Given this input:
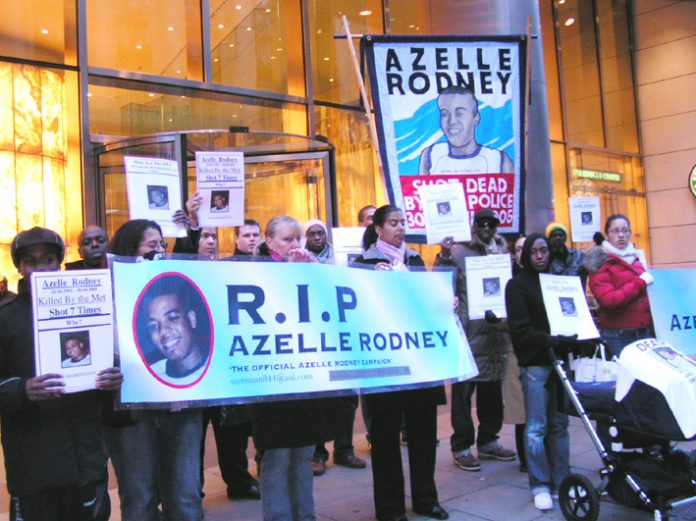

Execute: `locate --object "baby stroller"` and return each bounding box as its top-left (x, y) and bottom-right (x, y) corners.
top-left (551, 339), bottom-right (696, 521)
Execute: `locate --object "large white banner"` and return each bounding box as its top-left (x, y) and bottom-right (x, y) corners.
top-left (112, 259), bottom-right (476, 408)
top-left (364, 35), bottom-right (526, 236)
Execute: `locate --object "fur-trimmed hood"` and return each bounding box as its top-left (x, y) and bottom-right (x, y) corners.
top-left (583, 245), bottom-right (609, 274)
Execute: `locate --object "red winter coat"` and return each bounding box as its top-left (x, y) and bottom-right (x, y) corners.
top-left (584, 247), bottom-right (652, 330)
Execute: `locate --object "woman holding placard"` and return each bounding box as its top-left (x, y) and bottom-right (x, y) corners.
top-left (505, 233), bottom-right (578, 512)
top-left (584, 214), bottom-right (653, 358)
top-left (354, 205), bottom-right (449, 521)
top-left (252, 215), bottom-right (339, 521)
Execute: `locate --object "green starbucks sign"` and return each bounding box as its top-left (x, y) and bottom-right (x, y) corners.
top-left (691, 164), bottom-right (696, 198)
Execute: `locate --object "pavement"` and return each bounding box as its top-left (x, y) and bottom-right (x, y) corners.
top-left (2, 399), bottom-right (693, 520)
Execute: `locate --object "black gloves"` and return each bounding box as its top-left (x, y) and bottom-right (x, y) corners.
top-left (548, 334), bottom-right (578, 349)
top-left (484, 310), bottom-right (502, 324)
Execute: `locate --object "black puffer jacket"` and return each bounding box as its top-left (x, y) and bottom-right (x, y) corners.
top-left (0, 280), bottom-right (107, 496)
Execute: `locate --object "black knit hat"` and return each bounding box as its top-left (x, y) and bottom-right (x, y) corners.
top-left (473, 209), bottom-right (500, 224)
top-left (11, 227), bottom-right (66, 267)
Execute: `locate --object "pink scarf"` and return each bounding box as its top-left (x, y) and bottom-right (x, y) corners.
top-left (375, 238), bottom-right (406, 266)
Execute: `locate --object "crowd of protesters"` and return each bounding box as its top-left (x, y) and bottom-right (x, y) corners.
top-left (0, 196), bottom-right (653, 520)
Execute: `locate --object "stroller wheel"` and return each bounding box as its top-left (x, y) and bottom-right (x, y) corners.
top-left (559, 474), bottom-right (600, 521)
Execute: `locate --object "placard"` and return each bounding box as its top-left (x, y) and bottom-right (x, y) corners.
top-left (112, 259), bottom-right (477, 407)
top-left (331, 227), bottom-right (365, 266)
top-left (195, 151), bottom-right (245, 228)
top-left (124, 156), bottom-right (186, 237)
top-left (539, 273), bottom-right (599, 340)
top-left (569, 196), bottom-right (600, 242)
top-left (420, 182), bottom-right (471, 245)
top-left (31, 270), bottom-right (114, 393)
top-left (465, 254), bottom-right (512, 319)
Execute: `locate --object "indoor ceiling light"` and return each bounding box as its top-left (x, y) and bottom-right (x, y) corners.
top-left (40, 28), bottom-right (49, 35)
top-left (167, 26), bottom-right (175, 31)
top-left (359, 10), bottom-right (372, 16)
top-left (564, 17), bottom-right (575, 26)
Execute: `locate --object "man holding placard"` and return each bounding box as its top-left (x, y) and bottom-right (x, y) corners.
top-left (0, 227), bottom-right (122, 521)
top-left (436, 209), bottom-right (515, 472)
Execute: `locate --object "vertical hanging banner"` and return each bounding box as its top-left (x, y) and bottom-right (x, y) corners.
top-left (363, 36), bottom-right (526, 237)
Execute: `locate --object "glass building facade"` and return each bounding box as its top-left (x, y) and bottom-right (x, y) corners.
top-left (0, 0), bottom-right (649, 284)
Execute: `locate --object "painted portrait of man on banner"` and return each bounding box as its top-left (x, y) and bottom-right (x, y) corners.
top-left (364, 36), bottom-right (526, 235)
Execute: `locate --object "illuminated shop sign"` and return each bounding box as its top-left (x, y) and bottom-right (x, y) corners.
top-left (573, 168), bottom-right (622, 183)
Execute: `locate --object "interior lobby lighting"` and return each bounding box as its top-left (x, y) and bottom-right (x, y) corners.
top-left (236, 4), bottom-right (242, 9)
top-left (276, 48), bottom-right (283, 52)
top-left (167, 26), bottom-right (175, 31)
top-left (40, 28), bottom-right (49, 35)
top-left (246, 27), bottom-right (252, 31)
top-left (148, 92), bottom-right (155, 97)
top-left (135, 44), bottom-right (143, 49)
top-left (564, 17), bottom-right (575, 26)
top-left (218, 24), bottom-right (225, 29)
top-left (359, 10), bottom-right (372, 16)
top-left (229, 43), bottom-right (235, 47)
top-left (323, 57), bottom-right (330, 61)
top-left (214, 58), bottom-right (219, 62)
top-left (265, 8), bottom-right (271, 13)
top-left (559, 0), bottom-right (567, 4)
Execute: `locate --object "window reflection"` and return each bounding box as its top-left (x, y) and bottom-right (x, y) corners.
top-left (210, 0), bottom-right (304, 96)
top-left (309, 0), bottom-right (383, 105)
top-left (0, 1), bottom-right (74, 65)
top-left (88, 85), bottom-right (305, 137)
top-left (87, 0), bottom-right (202, 80)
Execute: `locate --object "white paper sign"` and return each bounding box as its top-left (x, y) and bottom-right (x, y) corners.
top-left (124, 156), bottom-right (186, 237)
top-left (195, 151), bottom-right (245, 228)
top-left (539, 273), bottom-right (599, 340)
top-left (569, 196), bottom-right (601, 242)
top-left (332, 227), bottom-right (365, 266)
top-left (31, 270), bottom-right (115, 393)
top-left (419, 183), bottom-right (471, 245)
top-left (465, 254), bottom-right (512, 319)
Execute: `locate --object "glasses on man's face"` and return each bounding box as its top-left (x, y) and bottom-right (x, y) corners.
top-left (608, 228), bottom-right (630, 236)
top-left (140, 240), bottom-right (168, 251)
top-left (475, 220), bottom-right (496, 229)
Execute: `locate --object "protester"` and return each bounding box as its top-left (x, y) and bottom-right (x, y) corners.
top-left (106, 219), bottom-right (204, 521)
top-left (506, 233), bottom-right (527, 472)
top-left (435, 209), bottom-right (515, 473)
top-left (0, 274), bottom-right (15, 305)
top-left (252, 215), bottom-right (338, 521)
top-left (505, 233), bottom-right (577, 511)
top-left (303, 219), bottom-right (335, 263)
top-left (301, 218), bottom-right (365, 476)
top-left (357, 205), bottom-right (377, 227)
top-left (234, 219), bottom-right (262, 255)
top-left (584, 214), bottom-right (653, 358)
top-left (354, 205), bottom-right (448, 521)
top-left (0, 227), bottom-right (122, 521)
top-left (65, 225), bottom-right (109, 270)
top-left (545, 221), bottom-right (587, 287)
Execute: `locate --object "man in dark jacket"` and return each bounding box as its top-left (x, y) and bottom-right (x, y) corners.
top-left (0, 227), bottom-right (122, 521)
top-left (546, 221), bottom-right (587, 288)
top-left (436, 209), bottom-right (516, 472)
top-left (64, 226), bottom-right (109, 270)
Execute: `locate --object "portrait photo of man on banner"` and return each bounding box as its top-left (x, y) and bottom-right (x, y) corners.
top-left (363, 36), bottom-right (526, 236)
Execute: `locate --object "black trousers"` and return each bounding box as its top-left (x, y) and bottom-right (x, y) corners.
top-left (450, 380), bottom-right (503, 453)
top-left (366, 391), bottom-right (439, 520)
top-left (10, 483), bottom-right (103, 521)
top-left (201, 407), bottom-right (257, 494)
top-left (314, 395), bottom-right (359, 461)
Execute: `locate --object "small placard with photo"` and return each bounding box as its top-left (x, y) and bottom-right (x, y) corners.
top-left (31, 270), bottom-right (115, 393)
top-left (569, 196), bottom-right (601, 243)
top-left (419, 182), bottom-right (471, 245)
top-left (539, 273), bottom-right (599, 340)
top-left (195, 151), bottom-right (245, 228)
top-left (465, 254), bottom-right (512, 319)
top-left (125, 156), bottom-right (186, 238)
